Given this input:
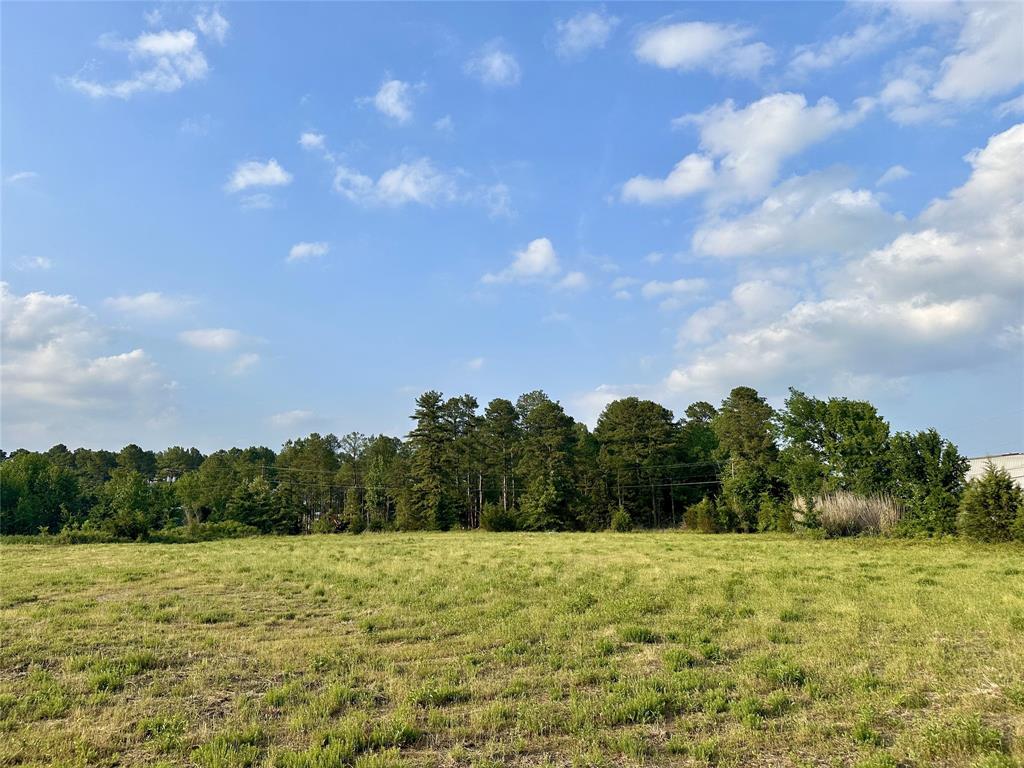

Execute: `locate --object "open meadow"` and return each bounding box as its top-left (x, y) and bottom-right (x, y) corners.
top-left (1, 533), bottom-right (1022, 768)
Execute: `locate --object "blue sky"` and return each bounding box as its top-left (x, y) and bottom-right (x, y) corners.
top-left (2, 1), bottom-right (1022, 456)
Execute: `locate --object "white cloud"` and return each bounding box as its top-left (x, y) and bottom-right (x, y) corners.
top-left (692, 170), bottom-right (906, 258)
top-left (104, 292), bottom-right (193, 319)
top-left (466, 357), bottom-right (485, 371)
top-left (556, 271), bottom-right (589, 291)
top-left (14, 256), bottom-right (52, 271)
top-left (434, 115), bottom-right (454, 133)
top-left (178, 328), bottom-right (242, 351)
top-left (270, 409), bottom-right (314, 428)
top-left (665, 123), bottom-right (1024, 399)
top-left (298, 132), bottom-right (325, 150)
top-left (680, 92), bottom-right (872, 201)
top-left (288, 241), bottom-right (329, 263)
top-left (5, 171), bottom-right (38, 183)
top-left (996, 94), bottom-right (1024, 118)
top-left (627, 93), bottom-right (870, 206)
top-left (1, 283), bottom-right (171, 444)
top-left (621, 153), bottom-right (715, 203)
top-left (877, 164), bottom-right (912, 186)
top-left (644, 252), bottom-right (664, 265)
top-left (789, 22), bottom-right (902, 76)
top-left (143, 9), bottom-right (162, 27)
top-left (334, 158), bottom-right (457, 207)
top-left (465, 41), bottom-right (521, 87)
top-left (195, 8), bottom-right (229, 44)
top-left (930, 3), bottom-right (1024, 102)
top-left (230, 352), bottom-right (260, 375)
top-left (555, 9), bottom-right (619, 59)
top-left (225, 159), bottom-right (292, 193)
top-left (370, 79), bottom-right (416, 122)
top-left (483, 238), bottom-right (561, 284)
top-left (67, 26), bottom-right (213, 99)
top-left (634, 21), bottom-right (774, 79)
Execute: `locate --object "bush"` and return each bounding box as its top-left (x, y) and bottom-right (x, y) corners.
top-left (757, 494), bottom-right (794, 532)
top-left (684, 497), bottom-right (718, 533)
top-left (815, 491), bottom-right (902, 537)
top-left (957, 464), bottom-right (1023, 542)
top-left (480, 502), bottom-right (519, 532)
top-left (610, 506), bottom-right (633, 532)
top-left (147, 521), bottom-right (260, 543)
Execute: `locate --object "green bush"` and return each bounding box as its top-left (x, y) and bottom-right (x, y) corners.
top-left (480, 502), bottom-right (519, 532)
top-left (610, 506), bottom-right (633, 532)
top-left (684, 497), bottom-right (719, 533)
top-left (147, 521), bottom-right (260, 543)
top-left (957, 464), bottom-right (1023, 542)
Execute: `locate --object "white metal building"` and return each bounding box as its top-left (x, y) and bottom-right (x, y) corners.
top-left (966, 453), bottom-right (1024, 487)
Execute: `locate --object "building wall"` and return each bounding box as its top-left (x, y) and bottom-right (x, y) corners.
top-left (966, 453), bottom-right (1024, 487)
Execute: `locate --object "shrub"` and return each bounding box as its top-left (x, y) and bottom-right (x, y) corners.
top-left (610, 506), bottom-right (632, 532)
top-left (957, 464), bottom-right (1023, 542)
top-left (480, 502), bottom-right (519, 532)
top-left (815, 491), bottom-right (902, 537)
top-left (148, 521), bottom-right (260, 543)
top-left (684, 497), bottom-right (718, 533)
top-left (757, 494), bottom-right (794, 532)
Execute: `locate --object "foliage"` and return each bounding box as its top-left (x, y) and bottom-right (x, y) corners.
top-left (609, 506), bottom-right (632, 532)
top-left (889, 429), bottom-right (968, 535)
top-left (479, 502), bottom-right (518, 532)
top-left (957, 464), bottom-right (1024, 542)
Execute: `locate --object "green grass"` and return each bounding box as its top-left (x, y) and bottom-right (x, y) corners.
top-left (1, 532), bottom-right (1022, 767)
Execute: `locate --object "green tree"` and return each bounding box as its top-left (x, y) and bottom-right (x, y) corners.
top-left (957, 464), bottom-right (1023, 542)
top-left (225, 476), bottom-right (291, 533)
top-left (594, 397), bottom-right (679, 528)
top-left (94, 469), bottom-right (175, 538)
top-left (481, 398), bottom-right (520, 513)
top-left (156, 446), bottom-right (205, 481)
top-left (889, 429), bottom-right (968, 535)
top-left (713, 387), bottom-right (781, 529)
top-left (407, 392), bottom-right (458, 530)
top-left (116, 444), bottom-right (157, 479)
top-left (517, 398), bottom-right (577, 530)
top-left (0, 452), bottom-right (83, 534)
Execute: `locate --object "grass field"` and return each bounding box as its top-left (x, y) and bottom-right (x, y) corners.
top-left (1, 533), bottom-right (1022, 768)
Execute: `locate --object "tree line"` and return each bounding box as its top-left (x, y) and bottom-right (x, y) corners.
top-left (2, 386), bottom-right (1021, 542)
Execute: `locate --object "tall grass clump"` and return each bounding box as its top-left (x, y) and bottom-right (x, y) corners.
top-left (815, 491), bottom-right (902, 536)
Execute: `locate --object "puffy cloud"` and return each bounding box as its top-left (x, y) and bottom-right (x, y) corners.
top-left (627, 93), bottom-right (871, 206)
top-left (483, 238), bottom-right (561, 284)
top-left (465, 41), bottom-right (521, 87)
top-left (931, 3), bottom-right (1024, 102)
top-left (287, 241), bottom-right (329, 263)
top-left (298, 132), bottom-right (325, 150)
top-left (680, 93), bottom-right (872, 201)
top-left (634, 21), bottom-right (774, 79)
top-left (67, 23), bottom-right (215, 99)
top-left (104, 291), bottom-right (193, 319)
top-left (641, 277), bottom-right (707, 310)
top-left (621, 153), bottom-right (715, 203)
top-left (370, 79), bottom-right (416, 123)
top-left (555, 9), bottom-right (619, 59)
top-left (665, 123), bottom-right (1024, 399)
top-left (178, 328), bottom-right (242, 351)
top-left (224, 159), bottom-right (292, 193)
top-left (692, 170), bottom-right (906, 258)
top-left (334, 158), bottom-right (458, 207)
top-left (1, 283), bottom-right (171, 445)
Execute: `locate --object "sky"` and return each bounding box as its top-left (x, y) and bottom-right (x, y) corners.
top-left (1, 1), bottom-right (1022, 457)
